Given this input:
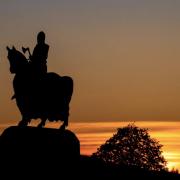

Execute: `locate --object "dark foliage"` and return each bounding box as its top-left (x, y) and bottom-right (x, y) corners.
top-left (93, 124), bottom-right (167, 171)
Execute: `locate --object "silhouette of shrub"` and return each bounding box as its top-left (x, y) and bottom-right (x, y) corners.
top-left (171, 167), bottom-right (179, 174)
top-left (92, 124), bottom-right (167, 171)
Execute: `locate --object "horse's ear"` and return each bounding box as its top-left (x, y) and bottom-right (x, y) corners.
top-left (12, 46), bottom-right (16, 51)
top-left (6, 46), bottom-right (11, 51)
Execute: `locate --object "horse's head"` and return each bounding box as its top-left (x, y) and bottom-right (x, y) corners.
top-left (6, 46), bottom-right (28, 74)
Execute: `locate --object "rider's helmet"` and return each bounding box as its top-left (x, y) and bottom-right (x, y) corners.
top-left (37, 31), bottom-right (45, 44)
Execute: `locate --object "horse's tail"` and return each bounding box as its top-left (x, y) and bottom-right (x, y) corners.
top-left (62, 76), bottom-right (74, 102)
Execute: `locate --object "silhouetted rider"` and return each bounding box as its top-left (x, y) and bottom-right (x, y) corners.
top-left (30, 31), bottom-right (49, 77)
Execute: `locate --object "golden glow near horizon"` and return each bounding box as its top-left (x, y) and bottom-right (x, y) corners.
top-left (70, 121), bottom-right (180, 171)
top-left (0, 121), bottom-right (180, 171)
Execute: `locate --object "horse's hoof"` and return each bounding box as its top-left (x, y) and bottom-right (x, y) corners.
top-left (37, 124), bottom-right (43, 128)
top-left (59, 124), bottom-right (66, 131)
top-left (18, 121), bottom-right (27, 127)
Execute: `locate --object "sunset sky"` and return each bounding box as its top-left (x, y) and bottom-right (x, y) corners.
top-left (0, 0), bottom-right (180, 171)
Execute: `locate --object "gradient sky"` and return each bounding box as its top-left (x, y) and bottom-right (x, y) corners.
top-left (1, 0), bottom-right (180, 172)
top-left (1, 0), bottom-right (180, 123)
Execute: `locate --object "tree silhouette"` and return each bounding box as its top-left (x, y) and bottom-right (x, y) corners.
top-left (92, 124), bottom-right (167, 171)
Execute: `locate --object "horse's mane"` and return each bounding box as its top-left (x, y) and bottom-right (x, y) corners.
top-left (7, 47), bottom-right (29, 74)
top-left (10, 49), bottom-right (29, 70)
top-left (15, 50), bottom-right (27, 63)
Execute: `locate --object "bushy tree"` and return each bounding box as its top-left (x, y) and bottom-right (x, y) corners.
top-left (92, 124), bottom-right (167, 171)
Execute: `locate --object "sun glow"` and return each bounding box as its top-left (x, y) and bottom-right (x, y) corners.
top-left (68, 121), bottom-right (180, 171)
top-left (0, 121), bottom-right (180, 171)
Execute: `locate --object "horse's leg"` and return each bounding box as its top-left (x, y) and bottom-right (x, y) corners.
top-left (64, 116), bottom-right (68, 127)
top-left (18, 116), bottom-right (30, 127)
top-left (37, 118), bottom-right (46, 128)
top-left (59, 114), bottom-right (68, 130)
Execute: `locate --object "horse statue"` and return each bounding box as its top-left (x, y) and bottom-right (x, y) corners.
top-left (6, 46), bottom-right (73, 129)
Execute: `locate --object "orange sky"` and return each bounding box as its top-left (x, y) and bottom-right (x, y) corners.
top-left (1, 1), bottom-right (180, 122)
top-left (0, 0), bottom-right (180, 172)
top-left (68, 121), bottom-right (180, 171)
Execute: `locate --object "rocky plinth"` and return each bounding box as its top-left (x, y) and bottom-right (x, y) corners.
top-left (0, 126), bottom-right (80, 157)
top-left (0, 126), bottom-right (80, 177)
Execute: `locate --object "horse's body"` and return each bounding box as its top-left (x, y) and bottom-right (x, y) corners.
top-left (7, 46), bottom-right (73, 129)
